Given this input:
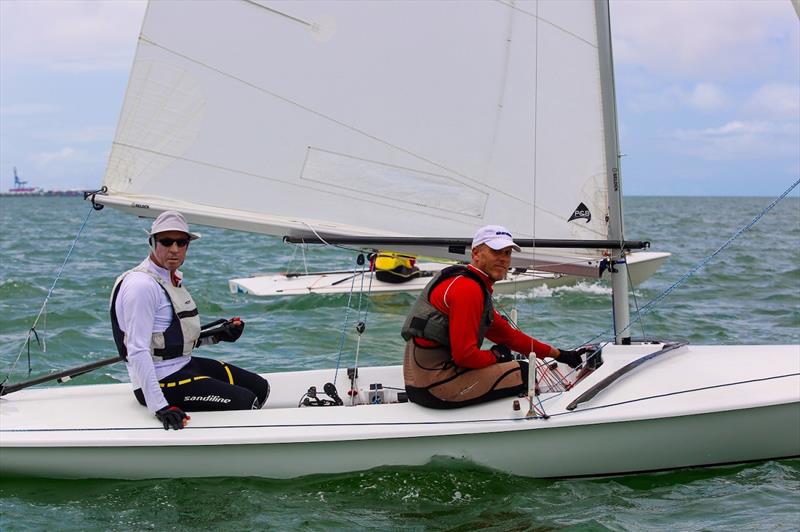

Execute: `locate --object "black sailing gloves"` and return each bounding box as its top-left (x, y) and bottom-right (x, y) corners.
top-left (556, 346), bottom-right (594, 368)
top-left (196, 317), bottom-right (245, 347)
top-left (214, 317), bottom-right (244, 343)
top-left (155, 405), bottom-right (190, 430)
top-left (491, 344), bottom-right (594, 368)
top-left (491, 344), bottom-right (515, 363)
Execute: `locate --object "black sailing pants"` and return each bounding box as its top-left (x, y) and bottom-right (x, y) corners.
top-left (134, 356), bottom-right (270, 411)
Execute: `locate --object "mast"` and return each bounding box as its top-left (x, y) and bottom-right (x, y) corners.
top-left (595, 0), bottom-right (630, 344)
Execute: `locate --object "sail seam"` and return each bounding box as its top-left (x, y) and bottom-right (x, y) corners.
top-left (135, 35), bottom-right (525, 203)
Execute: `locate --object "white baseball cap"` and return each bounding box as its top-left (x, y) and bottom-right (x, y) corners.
top-left (148, 210), bottom-right (201, 240)
top-left (472, 225), bottom-right (520, 252)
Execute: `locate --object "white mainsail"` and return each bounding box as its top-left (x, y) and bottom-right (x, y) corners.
top-left (99, 0), bottom-right (626, 275)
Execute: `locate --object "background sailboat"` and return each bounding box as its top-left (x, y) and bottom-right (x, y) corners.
top-left (227, 251), bottom-right (670, 297)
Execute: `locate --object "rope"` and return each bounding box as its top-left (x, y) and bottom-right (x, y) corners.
top-left (626, 257), bottom-right (647, 339)
top-left (349, 261), bottom-right (374, 383)
top-left (1, 205), bottom-right (95, 384)
top-left (283, 242), bottom-right (301, 275)
top-left (332, 254), bottom-right (372, 382)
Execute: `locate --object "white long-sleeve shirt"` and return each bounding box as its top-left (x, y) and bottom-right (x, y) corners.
top-left (114, 257), bottom-right (192, 412)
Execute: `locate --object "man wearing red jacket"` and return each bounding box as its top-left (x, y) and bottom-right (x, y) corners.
top-left (401, 225), bottom-right (587, 408)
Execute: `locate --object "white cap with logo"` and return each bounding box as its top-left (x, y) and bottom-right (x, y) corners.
top-left (471, 225), bottom-right (520, 252)
top-left (148, 211), bottom-right (201, 241)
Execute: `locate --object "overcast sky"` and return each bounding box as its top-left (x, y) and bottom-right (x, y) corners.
top-left (0, 0), bottom-right (798, 196)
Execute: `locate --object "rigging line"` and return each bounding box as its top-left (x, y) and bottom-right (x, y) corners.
top-left (1, 205), bottom-right (95, 384)
top-left (332, 254), bottom-right (363, 382)
top-left (299, 221), bottom-right (332, 247)
top-left (526, 0), bottom-right (540, 402)
top-left (301, 243), bottom-right (309, 275)
top-left (357, 256), bottom-right (375, 326)
top-left (136, 38), bottom-right (521, 203)
top-left (350, 257), bottom-right (372, 378)
top-left (284, 241), bottom-right (301, 275)
top-left (528, 342), bottom-right (610, 401)
top-left (581, 177), bottom-right (800, 348)
top-left (296, 221), bottom-right (383, 259)
top-left (624, 255), bottom-right (647, 339)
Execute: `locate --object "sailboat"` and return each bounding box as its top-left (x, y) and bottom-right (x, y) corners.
top-left (228, 251), bottom-right (671, 297)
top-left (1, 0), bottom-right (797, 480)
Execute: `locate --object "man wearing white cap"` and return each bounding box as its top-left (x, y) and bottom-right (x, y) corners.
top-left (110, 211), bottom-right (269, 429)
top-left (401, 224), bottom-right (589, 408)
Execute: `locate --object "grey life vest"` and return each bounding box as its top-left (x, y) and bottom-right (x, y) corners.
top-left (401, 265), bottom-right (493, 347)
top-left (110, 265), bottom-right (201, 362)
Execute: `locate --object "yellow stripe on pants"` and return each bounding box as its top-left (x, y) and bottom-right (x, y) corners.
top-left (159, 375), bottom-right (209, 388)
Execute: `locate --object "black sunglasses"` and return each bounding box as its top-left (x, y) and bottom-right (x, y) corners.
top-left (156, 237), bottom-right (190, 248)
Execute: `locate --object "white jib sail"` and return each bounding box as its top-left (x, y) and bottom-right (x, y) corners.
top-left (100, 0), bottom-right (617, 275)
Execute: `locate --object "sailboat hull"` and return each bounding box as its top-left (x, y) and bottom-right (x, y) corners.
top-left (2, 403), bottom-right (797, 480)
top-left (228, 252), bottom-right (671, 297)
top-left (1, 343), bottom-right (797, 480)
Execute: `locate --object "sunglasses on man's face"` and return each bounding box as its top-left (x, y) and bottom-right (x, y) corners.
top-left (157, 237), bottom-right (190, 248)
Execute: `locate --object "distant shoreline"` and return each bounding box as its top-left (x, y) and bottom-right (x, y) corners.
top-left (0, 190), bottom-right (88, 197)
top-left (1, 192), bottom-right (795, 199)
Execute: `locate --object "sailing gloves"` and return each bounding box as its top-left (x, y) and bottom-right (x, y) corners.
top-left (215, 317), bottom-right (244, 343)
top-left (196, 317), bottom-right (245, 347)
top-left (557, 346), bottom-right (592, 368)
top-left (155, 405), bottom-right (190, 430)
top-left (491, 344), bottom-right (515, 363)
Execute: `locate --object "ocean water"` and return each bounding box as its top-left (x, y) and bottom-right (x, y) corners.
top-left (0, 195), bottom-right (798, 530)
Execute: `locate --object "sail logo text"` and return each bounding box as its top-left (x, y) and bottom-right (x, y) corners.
top-left (567, 202), bottom-right (592, 223)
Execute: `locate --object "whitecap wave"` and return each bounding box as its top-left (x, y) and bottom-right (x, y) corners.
top-left (502, 281), bottom-right (613, 299)
top-left (555, 281), bottom-right (613, 296)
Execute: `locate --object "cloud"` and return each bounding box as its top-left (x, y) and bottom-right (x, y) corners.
top-left (32, 147), bottom-right (84, 167)
top-left (688, 83), bottom-right (728, 111)
top-left (745, 82), bottom-right (800, 119)
top-left (612, 0), bottom-right (797, 81)
top-left (625, 82), bottom-right (728, 113)
top-left (0, 103), bottom-right (60, 117)
top-left (0, 0), bottom-right (147, 72)
top-left (667, 120), bottom-right (798, 160)
top-left (32, 125), bottom-right (117, 144)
